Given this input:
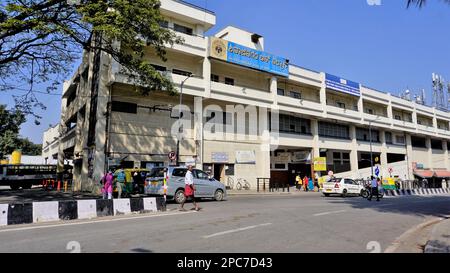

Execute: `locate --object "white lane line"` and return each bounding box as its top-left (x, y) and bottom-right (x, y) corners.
top-left (0, 211), bottom-right (195, 233)
top-left (203, 223), bottom-right (273, 239)
top-left (313, 210), bottom-right (347, 217)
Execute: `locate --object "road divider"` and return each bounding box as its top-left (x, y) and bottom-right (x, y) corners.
top-left (384, 188), bottom-right (450, 197)
top-left (0, 197), bottom-right (166, 226)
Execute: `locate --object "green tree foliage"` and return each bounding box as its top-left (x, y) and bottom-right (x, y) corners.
top-left (0, 104), bottom-right (42, 158)
top-left (1, 0), bottom-right (182, 121)
top-left (0, 104), bottom-right (25, 158)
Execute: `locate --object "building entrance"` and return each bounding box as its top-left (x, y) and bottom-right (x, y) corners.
top-left (288, 163), bottom-right (313, 186)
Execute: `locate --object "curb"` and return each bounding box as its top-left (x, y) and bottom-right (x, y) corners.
top-left (0, 197), bottom-right (166, 226)
top-left (424, 218), bottom-right (450, 253)
top-left (384, 188), bottom-right (450, 197)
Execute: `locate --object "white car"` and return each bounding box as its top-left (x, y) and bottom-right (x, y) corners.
top-left (322, 178), bottom-right (364, 197)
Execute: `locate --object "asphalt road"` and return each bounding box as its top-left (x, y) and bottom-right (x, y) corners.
top-left (1, 193), bottom-right (449, 253)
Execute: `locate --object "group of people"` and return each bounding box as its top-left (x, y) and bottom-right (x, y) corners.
top-left (295, 174), bottom-right (319, 192)
top-left (100, 168), bottom-right (146, 200)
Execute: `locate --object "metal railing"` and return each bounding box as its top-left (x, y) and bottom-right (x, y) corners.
top-left (257, 178), bottom-right (290, 193)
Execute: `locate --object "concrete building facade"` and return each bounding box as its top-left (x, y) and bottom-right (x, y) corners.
top-left (56, 0), bottom-right (450, 192)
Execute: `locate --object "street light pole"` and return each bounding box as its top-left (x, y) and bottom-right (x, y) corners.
top-left (368, 116), bottom-right (381, 178)
top-left (176, 74), bottom-right (194, 166)
top-left (369, 122), bottom-right (373, 177)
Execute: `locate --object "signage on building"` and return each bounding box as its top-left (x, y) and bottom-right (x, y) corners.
top-left (292, 151), bottom-right (311, 163)
top-left (325, 73), bottom-right (360, 97)
top-left (211, 152), bottom-right (229, 163)
top-left (236, 151), bottom-right (256, 164)
top-left (375, 166), bottom-right (380, 176)
top-left (210, 37), bottom-right (289, 77)
top-left (313, 157), bottom-right (327, 171)
top-left (168, 151), bottom-right (176, 161)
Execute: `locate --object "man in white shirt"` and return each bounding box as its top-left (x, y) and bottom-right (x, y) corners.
top-left (180, 165), bottom-right (200, 211)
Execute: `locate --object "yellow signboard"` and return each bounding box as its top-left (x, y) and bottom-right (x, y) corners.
top-left (314, 157), bottom-right (327, 171)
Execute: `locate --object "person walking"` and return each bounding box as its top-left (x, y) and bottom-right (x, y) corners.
top-left (115, 168), bottom-right (126, 199)
top-left (180, 165), bottom-right (200, 211)
top-left (295, 173), bottom-right (302, 191)
top-left (303, 175), bottom-right (309, 192)
top-left (101, 171), bottom-right (114, 200)
top-left (368, 176), bottom-right (380, 202)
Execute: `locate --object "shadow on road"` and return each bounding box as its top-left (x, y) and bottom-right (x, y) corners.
top-left (324, 195), bottom-right (450, 218)
top-left (130, 248), bottom-right (153, 253)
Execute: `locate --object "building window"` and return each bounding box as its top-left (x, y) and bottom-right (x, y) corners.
top-left (366, 108), bottom-right (374, 115)
top-left (417, 120), bottom-right (422, 125)
top-left (225, 77), bottom-right (234, 86)
top-left (411, 136), bottom-right (426, 148)
top-left (356, 128), bottom-right (380, 143)
top-left (141, 162), bottom-right (164, 169)
top-left (395, 135), bottom-right (405, 144)
top-left (431, 139), bottom-right (443, 150)
top-left (174, 23), bottom-right (193, 35)
top-left (159, 20), bottom-right (169, 28)
top-left (277, 88), bottom-right (285, 96)
top-left (289, 91), bottom-right (301, 99)
top-left (111, 101), bottom-right (137, 114)
top-left (318, 122), bottom-right (350, 139)
top-left (333, 152), bottom-right (351, 173)
top-left (394, 115), bottom-right (402, 121)
top-left (152, 64), bottom-right (166, 72)
top-left (385, 132), bottom-right (393, 144)
top-left (336, 102), bottom-right (346, 109)
top-left (279, 114), bottom-right (311, 135)
top-left (211, 74), bottom-right (219, 82)
top-left (448, 142), bottom-right (450, 151)
top-left (172, 69), bottom-right (192, 77)
top-left (274, 164), bottom-right (286, 170)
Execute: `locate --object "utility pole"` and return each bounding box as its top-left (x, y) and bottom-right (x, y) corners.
top-left (176, 74), bottom-right (194, 166)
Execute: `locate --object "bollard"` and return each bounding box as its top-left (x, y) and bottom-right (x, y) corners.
top-left (57, 180), bottom-right (61, 191)
top-left (64, 181), bottom-right (68, 192)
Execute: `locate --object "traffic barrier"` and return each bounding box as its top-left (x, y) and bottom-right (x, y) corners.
top-left (384, 188), bottom-right (450, 197)
top-left (0, 197), bottom-right (166, 226)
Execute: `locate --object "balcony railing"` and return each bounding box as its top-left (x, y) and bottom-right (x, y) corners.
top-left (277, 95), bottom-right (323, 114)
top-left (326, 105), bottom-right (361, 120)
top-left (210, 81), bottom-right (273, 105)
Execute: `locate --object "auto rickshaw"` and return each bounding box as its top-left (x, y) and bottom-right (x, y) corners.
top-left (113, 168), bottom-right (150, 197)
top-left (381, 177), bottom-right (398, 190)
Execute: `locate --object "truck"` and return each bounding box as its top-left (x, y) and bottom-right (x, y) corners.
top-left (0, 164), bottom-right (70, 190)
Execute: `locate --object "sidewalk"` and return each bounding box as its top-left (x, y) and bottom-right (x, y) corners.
top-left (227, 187), bottom-right (322, 196)
top-left (424, 218), bottom-right (450, 253)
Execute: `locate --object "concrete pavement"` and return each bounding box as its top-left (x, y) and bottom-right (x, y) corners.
top-left (424, 219), bottom-right (450, 253)
top-left (1, 194), bottom-right (449, 253)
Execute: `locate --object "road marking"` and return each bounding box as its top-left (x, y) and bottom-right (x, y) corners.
top-left (0, 211), bottom-right (195, 233)
top-left (203, 223), bottom-right (272, 239)
top-left (313, 210), bottom-right (347, 217)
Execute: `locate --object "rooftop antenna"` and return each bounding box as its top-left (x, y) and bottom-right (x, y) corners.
top-left (447, 82), bottom-right (450, 110)
top-left (422, 89), bottom-right (426, 105)
top-left (405, 88), bottom-right (411, 101)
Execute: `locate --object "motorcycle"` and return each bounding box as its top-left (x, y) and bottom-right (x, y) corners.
top-left (361, 181), bottom-right (384, 199)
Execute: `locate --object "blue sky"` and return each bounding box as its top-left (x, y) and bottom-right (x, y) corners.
top-left (1, 0), bottom-right (449, 144)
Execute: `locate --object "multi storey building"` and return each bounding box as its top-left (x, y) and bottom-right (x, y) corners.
top-left (56, 0), bottom-right (450, 192)
top-left (42, 125), bottom-right (60, 165)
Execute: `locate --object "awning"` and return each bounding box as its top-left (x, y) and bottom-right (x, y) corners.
top-left (413, 170), bottom-right (434, 179)
top-left (434, 170), bottom-right (450, 178)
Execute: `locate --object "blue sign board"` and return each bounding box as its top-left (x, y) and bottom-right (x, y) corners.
top-left (210, 38), bottom-right (289, 77)
top-left (325, 73), bottom-right (360, 97)
top-left (375, 166), bottom-right (380, 176)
